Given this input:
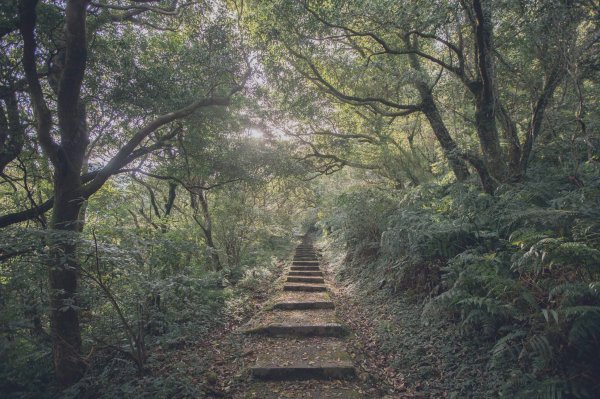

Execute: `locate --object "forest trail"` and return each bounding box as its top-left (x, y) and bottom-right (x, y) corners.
top-left (236, 236), bottom-right (368, 398)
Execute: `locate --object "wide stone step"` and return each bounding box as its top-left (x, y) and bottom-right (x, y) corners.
top-left (245, 323), bottom-right (346, 337)
top-left (294, 256), bottom-right (318, 260)
top-left (272, 301), bottom-right (334, 310)
top-left (290, 264), bottom-right (321, 272)
top-left (271, 291), bottom-right (331, 304)
top-left (243, 382), bottom-right (363, 398)
top-left (250, 338), bottom-right (354, 380)
top-left (284, 284), bottom-right (326, 292)
top-left (288, 271), bottom-right (323, 277)
top-left (292, 260), bottom-right (320, 266)
top-left (287, 276), bottom-right (325, 284)
top-left (251, 364), bottom-right (355, 380)
top-left (290, 266), bottom-right (321, 271)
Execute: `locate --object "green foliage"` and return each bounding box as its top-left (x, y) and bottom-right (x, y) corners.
top-left (322, 163), bottom-right (600, 398)
top-left (2, 0), bottom-right (599, 395)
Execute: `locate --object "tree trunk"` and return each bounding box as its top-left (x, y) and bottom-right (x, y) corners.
top-left (496, 102), bottom-right (521, 179)
top-left (0, 92), bottom-right (25, 173)
top-left (19, 0), bottom-right (90, 386)
top-left (460, 151), bottom-right (498, 194)
top-left (48, 53), bottom-right (89, 383)
top-left (421, 96), bottom-right (470, 181)
top-left (195, 190), bottom-right (222, 270)
top-left (16, 0), bottom-right (240, 386)
top-left (48, 173), bottom-right (86, 386)
top-left (518, 64), bottom-right (562, 177)
top-left (49, 145), bottom-right (90, 385)
top-left (404, 37), bottom-right (470, 182)
top-left (473, 95), bottom-right (505, 179)
top-left (470, 0), bottom-right (507, 181)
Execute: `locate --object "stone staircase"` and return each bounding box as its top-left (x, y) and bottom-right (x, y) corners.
top-left (241, 237), bottom-right (362, 397)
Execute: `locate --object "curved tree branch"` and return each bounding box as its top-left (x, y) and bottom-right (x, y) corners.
top-left (18, 0), bottom-right (58, 164)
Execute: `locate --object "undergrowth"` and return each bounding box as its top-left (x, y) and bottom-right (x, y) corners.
top-left (322, 163), bottom-right (600, 398)
top-left (0, 227), bottom-right (289, 399)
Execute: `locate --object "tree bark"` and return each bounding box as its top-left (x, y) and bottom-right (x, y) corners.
top-left (415, 85), bottom-right (470, 182)
top-left (404, 37), bottom-right (470, 182)
top-left (198, 191), bottom-right (222, 270)
top-left (47, 192), bottom-right (86, 386)
top-left (192, 190), bottom-right (222, 271)
top-left (518, 63), bottom-right (563, 177)
top-left (19, 0), bottom-right (89, 386)
top-left (496, 102), bottom-right (521, 178)
top-left (0, 92), bottom-right (25, 173)
top-left (470, 0), bottom-right (506, 181)
top-left (460, 151), bottom-right (498, 194)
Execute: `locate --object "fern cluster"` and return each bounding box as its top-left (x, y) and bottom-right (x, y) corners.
top-left (324, 166), bottom-right (600, 398)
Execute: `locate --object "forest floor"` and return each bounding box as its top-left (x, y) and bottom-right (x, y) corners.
top-left (159, 242), bottom-right (499, 399)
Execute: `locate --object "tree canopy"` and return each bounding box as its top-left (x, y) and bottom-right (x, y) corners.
top-left (1, 0), bottom-right (599, 397)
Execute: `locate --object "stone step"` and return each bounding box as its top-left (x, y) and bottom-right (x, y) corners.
top-left (292, 260), bottom-right (320, 266)
top-left (288, 271), bottom-right (323, 277)
top-left (271, 291), bottom-right (331, 304)
top-left (251, 364), bottom-right (355, 380)
top-left (287, 276), bottom-right (325, 284)
top-left (243, 382), bottom-right (363, 398)
top-left (272, 301), bottom-right (335, 310)
top-left (250, 338), bottom-right (354, 380)
top-left (293, 264), bottom-right (318, 268)
top-left (245, 323), bottom-right (346, 337)
top-left (250, 307), bottom-right (337, 324)
top-left (284, 284), bottom-right (326, 292)
top-left (290, 266), bottom-right (321, 271)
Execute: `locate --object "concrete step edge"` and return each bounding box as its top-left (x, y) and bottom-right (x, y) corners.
top-left (272, 301), bottom-right (335, 310)
top-left (283, 284), bottom-right (327, 292)
top-left (250, 364), bottom-right (355, 380)
top-left (243, 323), bottom-right (347, 337)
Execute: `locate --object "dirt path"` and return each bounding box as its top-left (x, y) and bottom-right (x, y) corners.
top-left (217, 236), bottom-right (385, 398)
top-left (194, 239), bottom-right (500, 398)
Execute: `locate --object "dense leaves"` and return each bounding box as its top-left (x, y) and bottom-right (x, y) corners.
top-left (321, 163), bottom-right (600, 398)
top-left (1, 0), bottom-right (599, 397)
